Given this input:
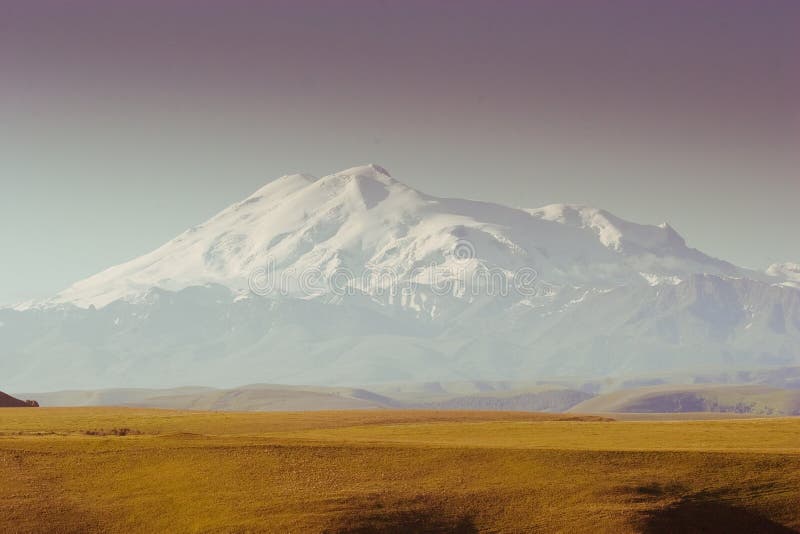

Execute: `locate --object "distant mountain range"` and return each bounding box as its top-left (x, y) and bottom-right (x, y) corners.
top-left (2, 164), bottom-right (798, 391)
top-left (14, 379), bottom-right (800, 416)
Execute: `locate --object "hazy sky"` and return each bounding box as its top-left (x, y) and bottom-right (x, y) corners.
top-left (1, 0), bottom-right (798, 304)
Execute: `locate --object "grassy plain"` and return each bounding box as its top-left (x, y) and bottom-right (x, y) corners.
top-left (1, 408), bottom-right (799, 533)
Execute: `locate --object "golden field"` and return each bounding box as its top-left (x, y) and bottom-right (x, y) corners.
top-left (1, 408), bottom-right (799, 533)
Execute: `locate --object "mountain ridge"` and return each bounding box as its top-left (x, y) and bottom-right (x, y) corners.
top-left (24, 164), bottom-right (791, 311)
top-left (2, 165), bottom-right (798, 391)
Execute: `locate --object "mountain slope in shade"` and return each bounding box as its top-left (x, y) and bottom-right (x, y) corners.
top-left (417, 389), bottom-right (592, 412)
top-left (0, 391), bottom-right (38, 407)
top-left (16, 383), bottom-right (589, 412)
top-left (2, 164), bottom-right (799, 391)
top-left (569, 385), bottom-right (800, 415)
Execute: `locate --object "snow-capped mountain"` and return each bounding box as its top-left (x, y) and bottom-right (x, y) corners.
top-left (46, 164), bottom-right (755, 308)
top-left (45, 163), bottom-right (547, 308)
top-left (2, 165), bottom-right (799, 390)
top-left (767, 262), bottom-right (800, 288)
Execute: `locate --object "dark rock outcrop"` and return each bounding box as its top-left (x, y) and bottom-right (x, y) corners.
top-left (0, 390), bottom-right (38, 407)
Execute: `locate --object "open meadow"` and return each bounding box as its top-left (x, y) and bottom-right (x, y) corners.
top-left (1, 408), bottom-right (799, 533)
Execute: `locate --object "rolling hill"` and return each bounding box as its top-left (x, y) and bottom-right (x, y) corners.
top-left (569, 385), bottom-right (800, 415)
top-left (13, 384), bottom-right (397, 411)
top-left (16, 383), bottom-right (589, 412)
top-left (0, 390), bottom-right (37, 407)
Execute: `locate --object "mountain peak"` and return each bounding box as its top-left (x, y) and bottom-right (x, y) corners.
top-left (244, 165), bottom-right (394, 207)
top-left (328, 164), bottom-right (397, 189)
top-left (42, 165), bottom-right (745, 309)
top-left (337, 163), bottom-right (392, 179)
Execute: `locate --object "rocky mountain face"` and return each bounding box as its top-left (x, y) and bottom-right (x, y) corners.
top-left (2, 165), bottom-right (798, 390)
top-left (0, 391), bottom-right (38, 407)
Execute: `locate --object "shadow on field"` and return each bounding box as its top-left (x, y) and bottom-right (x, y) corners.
top-left (323, 495), bottom-right (477, 534)
top-left (642, 497), bottom-right (796, 533)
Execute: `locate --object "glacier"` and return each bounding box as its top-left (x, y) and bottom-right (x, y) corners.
top-left (2, 164), bottom-right (798, 390)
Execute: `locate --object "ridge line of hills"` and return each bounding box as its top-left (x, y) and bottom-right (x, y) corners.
top-left (12, 377), bottom-right (800, 416)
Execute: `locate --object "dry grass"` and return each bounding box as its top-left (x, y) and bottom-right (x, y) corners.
top-left (1, 408), bottom-right (798, 533)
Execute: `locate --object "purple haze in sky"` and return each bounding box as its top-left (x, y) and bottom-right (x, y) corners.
top-left (1, 0), bottom-right (798, 303)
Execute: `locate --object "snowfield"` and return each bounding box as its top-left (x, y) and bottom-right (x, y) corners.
top-left (2, 164), bottom-right (799, 390)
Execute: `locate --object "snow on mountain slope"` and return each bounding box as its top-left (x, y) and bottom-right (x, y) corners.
top-left (527, 204), bottom-right (740, 281)
top-left (3, 271), bottom-right (798, 391)
top-left (768, 262), bottom-right (800, 288)
top-left (3, 164), bottom-right (798, 390)
top-left (50, 165), bottom-right (741, 309)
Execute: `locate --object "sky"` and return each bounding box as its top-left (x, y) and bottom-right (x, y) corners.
top-left (1, 0), bottom-right (798, 304)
